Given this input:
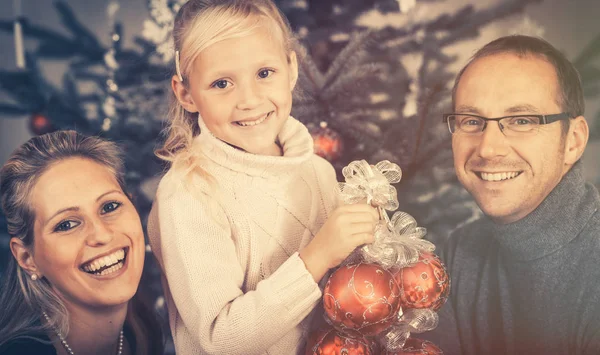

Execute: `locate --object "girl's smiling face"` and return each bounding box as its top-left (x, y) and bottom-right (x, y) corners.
top-left (174, 22), bottom-right (298, 156)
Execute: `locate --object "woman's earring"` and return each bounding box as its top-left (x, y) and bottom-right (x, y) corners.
top-left (31, 274), bottom-right (38, 281)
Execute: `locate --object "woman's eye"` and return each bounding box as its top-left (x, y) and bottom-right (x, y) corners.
top-left (101, 201), bottom-right (122, 214)
top-left (54, 220), bottom-right (80, 232)
top-left (211, 80), bottom-right (230, 89)
top-left (258, 69), bottom-right (274, 79)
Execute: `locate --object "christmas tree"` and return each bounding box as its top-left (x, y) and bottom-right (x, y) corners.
top-left (1, 0), bottom-right (599, 352)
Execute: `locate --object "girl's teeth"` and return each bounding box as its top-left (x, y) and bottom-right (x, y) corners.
top-left (236, 113), bottom-right (269, 126)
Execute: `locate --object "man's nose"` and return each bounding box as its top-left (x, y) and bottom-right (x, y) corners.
top-left (476, 121), bottom-right (510, 159)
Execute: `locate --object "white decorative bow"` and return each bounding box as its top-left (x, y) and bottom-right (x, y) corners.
top-left (338, 160), bottom-right (402, 211)
top-left (379, 308), bottom-right (439, 351)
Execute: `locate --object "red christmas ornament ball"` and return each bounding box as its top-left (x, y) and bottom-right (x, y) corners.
top-left (382, 337), bottom-right (443, 355)
top-left (305, 327), bottom-right (373, 355)
top-left (390, 252), bottom-right (450, 311)
top-left (29, 113), bottom-right (54, 136)
top-left (310, 124), bottom-right (344, 161)
top-left (323, 263), bottom-right (401, 337)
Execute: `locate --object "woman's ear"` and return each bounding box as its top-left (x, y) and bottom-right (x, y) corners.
top-left (10, 237), bottom-right (41, 278)
top-left (288, 51), bottom-right (299, 91)
top-left (172, 75), bottom-right (199, 113)
top-left (564, 116), bottom-right (589, 165)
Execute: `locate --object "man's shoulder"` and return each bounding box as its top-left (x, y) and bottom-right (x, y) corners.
top-left (573, 207), bottom-right (600, 265)
top-left (584, 201), bottom-right (600, 232)
top-left (570, 182), bottom-right (600, 254)
top-left (446, 217), bottom-right (489, 249)
top-left (438, 217), bottom-right (491, 268)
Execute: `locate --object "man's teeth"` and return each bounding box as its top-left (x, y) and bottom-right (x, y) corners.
top-left (82, 248), bottom-right (126, 275)
top-left (480, 171), bottom-right (520, 182)
top-left (236, 113), bottom-right (269, 126)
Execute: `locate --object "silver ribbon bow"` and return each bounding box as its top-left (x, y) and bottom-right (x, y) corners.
top-left (338, 160), bottom-right (402, 210)
top-left (379, 308), bottom-right (439, 351)
top-left (361, 211), bottom-right (436, 269)
top-left (338, 160), bottom-right (435, 269)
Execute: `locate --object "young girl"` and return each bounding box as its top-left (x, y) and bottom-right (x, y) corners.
top-left (147, 1), bottom-right (378, 354)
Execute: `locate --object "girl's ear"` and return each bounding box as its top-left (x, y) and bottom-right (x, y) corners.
top-left (172, 75), bottom-right (199, 113)
top-left (288, 51), bottom-right (299, 91)
top-left (10, 237), bottom-right (41, 278)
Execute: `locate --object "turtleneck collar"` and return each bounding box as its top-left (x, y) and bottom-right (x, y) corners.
top-left (192, 113), bottom-right (315, 178)
top-left (486, 162), bottom-right (599, 261)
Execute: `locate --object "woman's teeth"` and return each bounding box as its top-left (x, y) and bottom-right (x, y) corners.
top-left (235, 112), bottom-right (270, 126)
top-left (480, 171), bottom-right (521, 181)
top-left (82, 248), bottom-right (126, 276)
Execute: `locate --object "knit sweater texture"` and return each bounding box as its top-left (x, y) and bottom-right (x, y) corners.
top-left (426, 162), bottom-right (600, 355)
top-left (147, 115), bottom-right (338, 355)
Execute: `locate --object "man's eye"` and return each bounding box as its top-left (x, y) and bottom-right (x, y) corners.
top-left (54, 220), bottom-right (80, 232)
top-left (506, 116), bottom-right (539, 126)
top-left (101, 201), bottom-right (121, 214)
top-left (515, 117), bottom-right (537, 125)
top-left (258, 69), bottom-right (274, 79)
top-left (463, 118), bottom-right (483, 126)
top-left (211, 80), bottom-right (230, 89)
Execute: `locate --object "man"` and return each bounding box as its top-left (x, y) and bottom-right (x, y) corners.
top-left (427, 35), bottom-right (600, 354)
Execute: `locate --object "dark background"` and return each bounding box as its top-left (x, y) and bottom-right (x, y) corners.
top-left (0, 1), bottom-right (599, 353)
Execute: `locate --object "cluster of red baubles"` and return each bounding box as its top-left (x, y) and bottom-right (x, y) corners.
top-left (306, 252), bottom-right (450, 354)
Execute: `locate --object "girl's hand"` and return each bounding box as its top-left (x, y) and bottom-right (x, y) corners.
top-left (299, 203), bottom-right (379, 282)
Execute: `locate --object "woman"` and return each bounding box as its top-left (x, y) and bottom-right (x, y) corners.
top-left (0, 130), bottom-right (163, 355)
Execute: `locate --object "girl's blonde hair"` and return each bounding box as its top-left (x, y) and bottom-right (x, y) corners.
top-left (155, 0), bottom-right (296, 186)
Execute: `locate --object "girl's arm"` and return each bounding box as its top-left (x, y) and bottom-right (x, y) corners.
top-left (152, 186), bottom-right (321, 355)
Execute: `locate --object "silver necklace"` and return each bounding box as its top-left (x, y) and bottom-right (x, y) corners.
top-left (42, 311), bottom-right (124, 355)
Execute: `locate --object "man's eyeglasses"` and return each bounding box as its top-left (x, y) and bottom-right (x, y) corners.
top-left (443, 113), bottom-right (571, 136)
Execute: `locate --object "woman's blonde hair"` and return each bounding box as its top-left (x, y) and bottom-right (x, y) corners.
top-left (155, 0), bottom-right (296, 186)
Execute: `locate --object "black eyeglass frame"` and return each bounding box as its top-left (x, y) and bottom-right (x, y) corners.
top-left (442, 112), bottom-right (571, 134)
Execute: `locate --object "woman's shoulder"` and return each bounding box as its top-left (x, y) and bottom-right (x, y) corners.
top-left (0, 336), bottom-right (56, 355)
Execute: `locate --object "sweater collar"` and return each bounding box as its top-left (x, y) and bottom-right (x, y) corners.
top-left (192, 113), bottom-right (314, 178)
top-left (486, 162), bottom-right (599, 261)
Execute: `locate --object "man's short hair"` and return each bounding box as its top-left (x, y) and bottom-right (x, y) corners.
top-left (452, 35), bottom-right (585, 135)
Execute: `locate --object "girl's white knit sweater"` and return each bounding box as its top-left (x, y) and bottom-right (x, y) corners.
top-left (147, 115), bottom-right (338, 355)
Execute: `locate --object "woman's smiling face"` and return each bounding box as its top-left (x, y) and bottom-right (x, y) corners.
top-left (29, 157), bottom-right (145, 309)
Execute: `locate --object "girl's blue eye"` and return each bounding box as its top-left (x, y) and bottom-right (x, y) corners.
top-left (212, 80), bottom-right (229, 89)
top-left (54, 220), bottom-right (80, 232)
top-left (258, 69), bottom-right (273, 79)
top-left (102, 201), bottom-right (121, 214)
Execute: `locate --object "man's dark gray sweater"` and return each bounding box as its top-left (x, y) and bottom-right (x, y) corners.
top-left (426, 163), bottom-right (600, 355)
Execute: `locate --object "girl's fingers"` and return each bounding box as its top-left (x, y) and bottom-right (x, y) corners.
top-left (349, 222), bottom-right (377, 235)
top-left (354, 232), bottom-right (375, 245)
top-left (338, 204), bottom-right (379, 221)
top-left (347, 213), bottom-right (380, 224)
